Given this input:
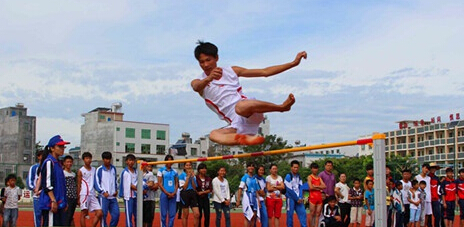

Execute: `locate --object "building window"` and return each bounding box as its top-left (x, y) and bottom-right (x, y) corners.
top-left (156, 145), bottom-right (166, 155)
top-left (116, 142), bottom-right (120, 146)
top-left (157, 130), bottom-right (166, 140)
top-left (24, 122), bottom-right (31, 131)
top-left (125, 143), bottom-right (135, 153)
top-left (126, 128), bottom-right (135, 138)
top-left (191, 148), bottom-right (197, 156)
top-left (141, 129), bottom-right (151, 139)
top-left (99, 115), bottom-right (105, 120)
top-left (116, 127), bottom-right (120, 131)
top-left (141, 144), bottom-right (151, 154)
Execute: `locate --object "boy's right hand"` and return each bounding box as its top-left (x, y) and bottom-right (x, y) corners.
top-left (208, 68), bottom-right (222, 81)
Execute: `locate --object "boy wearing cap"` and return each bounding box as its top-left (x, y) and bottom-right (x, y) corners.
top-left (415, 164), bottom-right (431, 227)
top-left (456, 168), bottom-right (464, 227)
top-left (39, 135), bottom-right (69, 226)
top-left (428, 162), bottom-right (442, 227)
top-left (441, 167), bottom-right (456, 227)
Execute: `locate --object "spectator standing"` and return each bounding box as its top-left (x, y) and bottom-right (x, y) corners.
top-left (237, 162), bottom-right (260, 227)
top-left (364, 180), bottom-right (375, 227)
top-left (401, 169), bottom-right (413, 227)
top-left (94, 151), bottom-right (120, 227)
top-left (335, 173), bottom-right (351, 227)
top-left (195, 163), bottom-right (212, 227)
top-left (418, 181), bottom-right (426, 227)
top-left (39, 135), bottom-right (69, 226)
top-left (212, 166), bottom-right (231, 227)
top-left (63, 155), bottom-right (78, 227)
top-left (348, 178), bottom-right (363, 227)
top-left (3, 174), bottom-right (21, 227)
top-left (428, 162), bottom-right (441, 227)
top-left (363, 164), bottom-right (374, 190)
top-left (308, 163), bottom-right (325, 227)
top-left (179, 162), bottom-right (200, 227)
top-left (407, 180), bottom-right (421, 227)
top-left (415, 164), bottom-right (431, 227)
top-left (158, 155), bottom-right (178, 227)
top-left (119, 154), bottom-right (138, 227)
top-left (26, 150), bottom-right (43, 227)
top-left (255, 165), bottom-right (269, 227)
top-left (318, 160), bottom-right (335, 198)
top-left (143, 163), bottom-right (158, 227)
top-left (392, 181), bottom-right (405, 227)
top-left (284, 160), bottom-right (307, 227)
top-left (441, 168), bottom-right (456, 227)
top-left (77, 152), bottom-right (103, 227)
top-left (456, 168), bottom-right (464, 227)
top-left (265, 164), bottom-right (284, 227)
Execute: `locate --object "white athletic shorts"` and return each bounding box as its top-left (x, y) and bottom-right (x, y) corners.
top-left (80, 194), bottom-right (101, 212)
top-left (228, 111), bottom-right (264, 135)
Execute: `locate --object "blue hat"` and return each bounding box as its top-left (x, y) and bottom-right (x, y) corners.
top-left (47, 135), bottom-right (70, 147)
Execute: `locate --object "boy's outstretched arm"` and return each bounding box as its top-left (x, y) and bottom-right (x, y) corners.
top-left (233, 51), bottom-right (307, 78)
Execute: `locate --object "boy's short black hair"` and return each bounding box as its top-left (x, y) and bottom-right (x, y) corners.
top-left (402, 169), bottom-right (412, 173)
top-left (325, 160), bottom-right (333, 165)
top-left (5, 174), bottom-right (17, 183)
top-left (446, 167), bottom-right (454, 173)
top-left (197, 163), bottom-right (207, 171)
top-left (290, 160), bottom-right (300, 167)
top-left (126, 154), bottom-right (136, 161)
top-left (36, 149), bottom-right (44, 158)
top-left (101, 151), bottom-right (112, 160)
top-left (459, 168), bottom-right (464, 174)
top-left (366, 164), bottom-right (373, 171)
top-left (411, 179), bottom-right (418, 186)
top-left (327, 195), bottom-right (337, 202)
top-left (63, 155), bottom-right (73, 162)
top-left (395, 181), bottom-right (403, 187)
top-left (246, 162), bottom-right (255, 168)
top-left (422, 163), bottom-right (430, 169)
top-left (419, 180), bottom-right (426, 186)
top-left (310, 162), bottom-right (319, 169)
top-left (164, 154), bottom-right (174, 161)
top-left (366, 179), bottom-right (374, 185)
top-left (353, 178), bottom-right (360, 183)
top-left (194, 41), bottom-right (218, 60)
top-left (82, 152), bottom-right (92, 159)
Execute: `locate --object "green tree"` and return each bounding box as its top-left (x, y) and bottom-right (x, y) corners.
top-left (16, 176), bottom-right (25, 189)
top-left (241, 134), bottom-right (293, 168)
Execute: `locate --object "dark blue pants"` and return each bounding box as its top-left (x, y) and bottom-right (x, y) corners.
top-left (100, 197), bottom-right (120, 227)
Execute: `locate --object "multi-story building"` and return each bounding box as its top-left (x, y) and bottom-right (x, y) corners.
top-left (385, 114), bottom-right (464, 175)
top-left (0, 103), bottom-right (36, 184)
top-left (81, 103), bottom-right (172, 173)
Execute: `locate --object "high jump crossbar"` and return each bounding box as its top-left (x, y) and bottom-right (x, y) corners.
top-left (136, 133), bottom-right (386, 227)
top-left (140, 137), bottom-right (375, 166)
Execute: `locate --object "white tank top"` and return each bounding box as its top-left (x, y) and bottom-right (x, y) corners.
top-left (199, 66), bottom-right (246, 124)
top-left (79, 166), bottom-right (96, 196)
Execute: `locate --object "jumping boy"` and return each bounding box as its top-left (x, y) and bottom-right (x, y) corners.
top-left (119, 154), bottom-right (138, 227)
top-left (191, 41), bottom-right (307, 146)
top-left (94, 151), bottom-right (120, 227)
top-left (78, 152), bottom-right (103, 227)
top-left (308, 162), bottom-right (326, 227)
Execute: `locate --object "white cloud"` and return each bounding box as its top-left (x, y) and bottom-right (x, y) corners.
top-left (36, 117), bottom-right (82, 148)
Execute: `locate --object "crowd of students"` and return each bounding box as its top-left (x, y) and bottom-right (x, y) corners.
top-left (3, 135), bottom-right (464, 227)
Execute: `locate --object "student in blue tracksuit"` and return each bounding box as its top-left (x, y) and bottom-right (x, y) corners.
top-left (95, 151), bottom-right (120, 227)
top-left (237, 162), bottom-right (260, 227)
top-left (119, 154), bottom-right (137, 227)
top-left (255, 165), bottom-right (269, 227)
top-left (26, 149), bottom-right (43, 227)
top-left (39, 135), bottom-right (70, 226)
top-left (157, 155), bottom-right (179, 227)
top-left (284, 160), bottom-right (307, 227)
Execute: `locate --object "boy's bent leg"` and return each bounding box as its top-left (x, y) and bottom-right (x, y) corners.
top-left (235, 94), bottom-right (295, 117)
top-left (108, 198), bottom-right (120, 227)
top-left (210, 128), bottom-right (264, 146)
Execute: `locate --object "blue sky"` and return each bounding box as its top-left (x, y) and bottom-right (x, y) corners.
top-left (1, 1), bottom-right (463, 148)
